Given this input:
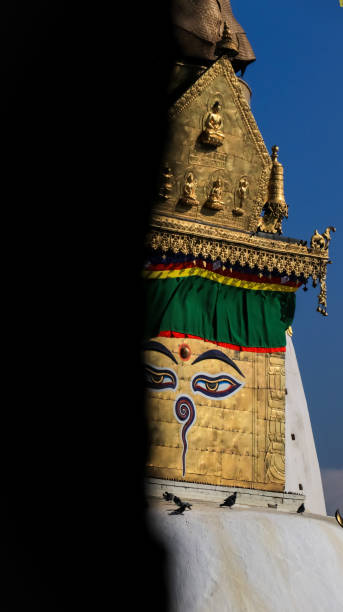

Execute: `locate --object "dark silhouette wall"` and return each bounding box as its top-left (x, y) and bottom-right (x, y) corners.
top-left (1, 3), bottom-right (174, 609)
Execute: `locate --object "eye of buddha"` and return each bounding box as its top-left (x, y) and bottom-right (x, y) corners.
top-left (192, 373), bottom-right (244, 399)
top-left (144, 365), bottom-right (177, 391)
top-left (152, 373), bottom-right (164, 384)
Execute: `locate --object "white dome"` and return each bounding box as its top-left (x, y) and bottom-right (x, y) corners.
top-left (147, 497), bottom-right (343, 612)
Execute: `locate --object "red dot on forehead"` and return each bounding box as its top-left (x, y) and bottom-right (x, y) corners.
top-left (179, 343), bottom-right (191, 361)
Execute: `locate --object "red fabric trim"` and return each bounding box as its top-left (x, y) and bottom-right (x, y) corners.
top-left (157, 331), bottom-right (286, 353)
top-left (145, 260), bottom-right (301, 288)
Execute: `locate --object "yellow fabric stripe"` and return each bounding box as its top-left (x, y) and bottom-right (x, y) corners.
top-left (142, 267), bottom-right (298, 292)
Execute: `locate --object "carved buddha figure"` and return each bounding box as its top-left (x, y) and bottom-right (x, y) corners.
top-left (201, 101), bottom-right (225, 147)
top-left (238, 177), bottom-right (249, 205)
top-left (233, 176), bottom-right (249, 216)
top-left (205, 178), bottom-right (224, 210)
top-left (180, 172), bottom-right (199, 207)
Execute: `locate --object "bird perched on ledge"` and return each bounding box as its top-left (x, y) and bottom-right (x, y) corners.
top-left (297, 503), bottom-right (305, 514)
top-left (169, 503), bottom-right (192, 515)
top-left (220, 492), bottom-right (237, 508)
top-left (163, 491), bottom-right (174, 501)
top-left (174, 495), bottom-right (192, 510)
top-left (163, 491), bottom-right (192, 511)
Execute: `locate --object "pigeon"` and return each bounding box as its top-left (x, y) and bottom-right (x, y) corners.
top-left (220, 492), bottom-right (237, 508)
top-left (173, 495), bottom-right (192, 510)
top-left (335, 509), bottom-right (343, 528)
top-left (173, 495), bottom-right (182, 506)
top-left (297, 503), bottom-right (305, 514)
top-left (163, 492), bottom-right (192, 510)
top-left (169, 503), bottom-right (190, 515)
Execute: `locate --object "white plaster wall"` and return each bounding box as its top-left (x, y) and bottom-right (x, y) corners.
top-left (148, 499), bottom-right (343, 612)
top-left (285, 335), bottom-right (326, 515)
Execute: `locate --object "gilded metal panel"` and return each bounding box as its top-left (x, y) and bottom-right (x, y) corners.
top-left (154, 56), bottom-right (271, 233)
top-left (144, 336), bottom-right (286, 491)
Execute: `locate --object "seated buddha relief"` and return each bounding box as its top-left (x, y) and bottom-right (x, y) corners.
top-left (205, 178), bottom-right (225, 210)
top-left (179, 171), bottom-right (199, 207)
top-left (200, 101), bottom-right (225, 147)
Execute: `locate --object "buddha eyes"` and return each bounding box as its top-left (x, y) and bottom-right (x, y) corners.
top-left (191, 373), bottom-right (243, 399)
top-left (144, 365), bottom-right (177, 390)
top-left (144, 365), bottom-right (244, 399)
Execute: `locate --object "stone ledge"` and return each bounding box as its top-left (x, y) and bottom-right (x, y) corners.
top-left (145, 477), bottom-right (305, 513)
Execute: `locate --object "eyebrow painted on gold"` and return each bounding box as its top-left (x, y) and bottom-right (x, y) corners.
top-left (142, 340), bottom-right (178, 364)
top-left (191, 349), bottom-right (245, 378)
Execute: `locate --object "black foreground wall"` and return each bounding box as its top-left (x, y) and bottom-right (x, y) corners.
top-left (1, 3), bottom-right (174, 610)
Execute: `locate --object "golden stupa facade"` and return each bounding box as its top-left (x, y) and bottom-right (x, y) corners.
top-left (142, 8), bottom-right (334, 494)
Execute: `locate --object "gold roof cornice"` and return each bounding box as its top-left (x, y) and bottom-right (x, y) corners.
top-left (146, 214), bottom-right (332, 298)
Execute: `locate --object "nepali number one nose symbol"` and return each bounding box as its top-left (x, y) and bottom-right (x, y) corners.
top-left (174, 395), bottom-right (196, 477)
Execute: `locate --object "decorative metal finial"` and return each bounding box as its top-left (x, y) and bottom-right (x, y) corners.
top-left (257, 145), bottom-right (288, 234)
top-left (215, 22), bottom-right (239, 58)
top-left (310, 226), bottom-right (336, 251)
top-left (269, 145), bottom-right (285, 196)
top-left (158, 165), bottom-right (174, 201)
top-left (309, 226), bottom-right (336, 316)
top-left (271, 145), bottom-right (279, 162)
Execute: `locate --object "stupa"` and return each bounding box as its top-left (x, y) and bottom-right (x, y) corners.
top-left (142, 2), bottom-right (343, 609)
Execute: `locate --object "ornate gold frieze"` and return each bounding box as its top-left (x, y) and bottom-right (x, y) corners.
top-left (265, 361), bottom-right (285, 485)
top-left (147, 214), bottom-right (329, 277)
top-left (146, 214), bottom-right (334, 314)
top-left (317, 267), bottom-right (329, 316)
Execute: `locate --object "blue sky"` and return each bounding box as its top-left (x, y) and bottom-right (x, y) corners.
top-left (232, 0), bottom-right (342, 512)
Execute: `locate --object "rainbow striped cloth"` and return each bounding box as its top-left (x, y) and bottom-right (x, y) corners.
top-left (143, 251), bottom-right (301, 353)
